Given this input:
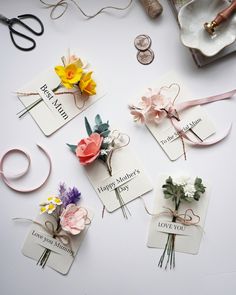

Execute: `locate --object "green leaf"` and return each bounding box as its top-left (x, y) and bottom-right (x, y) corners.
top-left (67, 144), bottom-right (77, 154)
top-left (85, 117), bottom-right (93, 136)
top-left (166, 176), bottom-right (173, 185)
top-left (95, 114), bottom-right (102, 125)
top-left (164, 193), bottom-right (172, 199)
top-left (100, 130), bottom-right (111, 138)
top-left (194, 192), bottom-right (200, 201)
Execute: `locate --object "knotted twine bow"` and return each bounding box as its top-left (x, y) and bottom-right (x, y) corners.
top-left (141, 198), bottom-right (201, 227)
top-left (0, 145), bottom-right (52, 193)
top-left (13, 217), bottom-right (74, 255)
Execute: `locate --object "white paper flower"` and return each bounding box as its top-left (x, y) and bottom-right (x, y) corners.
top-left (173, 176), bottom-right (191, 186)
top-left (103, 137), bottom-right (112, 144)
top-left (183, 183), bottom-right (196, 198)
top-left (100, 149), bottom-right (108, 156)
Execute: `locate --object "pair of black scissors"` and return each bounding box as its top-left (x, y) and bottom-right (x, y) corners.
top-left (0, 14), bottom-right (44, 51)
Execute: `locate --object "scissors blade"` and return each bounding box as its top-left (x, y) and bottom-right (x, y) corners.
top-left (0, 14), bottom-right (9, 24)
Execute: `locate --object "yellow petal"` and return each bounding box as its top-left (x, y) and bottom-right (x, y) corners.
top-left (47, 203), bottom-right (56, 214)
top-left (40, 206), bottom-right (48, 214)
top-left (54, 197), bottom-right (62, 205)
top-left (55, 66), bottom-right (66, 78)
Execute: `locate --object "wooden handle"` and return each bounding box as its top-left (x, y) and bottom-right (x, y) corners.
top-left (214, 0), bottom-right (236, 25)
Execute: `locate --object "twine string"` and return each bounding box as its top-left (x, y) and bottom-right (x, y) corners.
top-left (39, 0), bottom-right (133, 20)
top-left (141, 197), bottom-right (201, 226)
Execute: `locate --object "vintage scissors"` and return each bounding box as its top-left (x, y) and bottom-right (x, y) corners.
top-left (0, 14), bottom-right (44, 51)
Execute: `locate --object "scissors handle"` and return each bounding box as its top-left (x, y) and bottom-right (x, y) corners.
top-left (8, 14), bottom-right (44, 51)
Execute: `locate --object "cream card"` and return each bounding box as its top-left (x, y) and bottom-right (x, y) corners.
top-left (85, 148), bottom-right (153, 212)
top-left (22, 209), bottom-right (93, 275)
top-left (18, 68), bottom-right (104, 136)
top-left (147, 175), bottom-right (210, 254)
top-left (143, 72), bottom-right (216, 160)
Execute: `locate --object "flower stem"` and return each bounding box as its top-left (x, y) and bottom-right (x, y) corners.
top-left (105, 162), bottom-right (131, 219)
top-left (37, 213), bottom-right (61, 268)
top-left (158, 198), bottom-right (180, 270)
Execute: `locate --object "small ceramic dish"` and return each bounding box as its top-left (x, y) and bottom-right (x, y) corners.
top-left (178, 0), bottom-right (236, 56)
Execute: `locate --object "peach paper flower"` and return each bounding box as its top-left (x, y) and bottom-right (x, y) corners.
top-left (76, 133), bottom-right (103, 165)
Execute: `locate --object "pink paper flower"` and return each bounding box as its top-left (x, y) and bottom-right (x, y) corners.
top-left (60, 204), bottom-right (88, 235)
top-left (76, 133), bottom-right (103, 165)
top-left (130, 90), bottom-right (172, 124)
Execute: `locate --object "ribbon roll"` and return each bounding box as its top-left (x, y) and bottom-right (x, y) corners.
top-left (0, 144), bottom-right (52, 193)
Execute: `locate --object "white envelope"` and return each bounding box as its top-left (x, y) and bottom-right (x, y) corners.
top-left (85, 147), bottom-right (153, 212)
top-left (147, 175), bottom-right (210, 254)
top-left (18, 68), bottom-right (105, 136)
top-left (22, 208), bottom-right (93, 275)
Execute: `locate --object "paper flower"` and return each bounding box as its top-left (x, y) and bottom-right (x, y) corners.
top-left (40, 195), bottom-right (62, 214)
top-left (76, 133), bottom-right (103, 165)
top-left (60, 204), bottom-right (88, 235)
top-left (129, 90), bottom-right (171, 124)
top-left (79, 72), bottom-right (96, 95)
top-left (37, 183), bottom-right (89, 268)
top-left (55, 64), bottom-right (83, 89)
top-left (54, 52), bottom-right (96, 93)
top-left (17, 51), bottom-right (97, 118)
top-left (59, 183), bottom-right (81, 208)
top-left (67, 114), bottom-right (131, 218)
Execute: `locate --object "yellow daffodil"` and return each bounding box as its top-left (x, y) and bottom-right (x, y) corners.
top-left (79, 72), bottom-right (96, 95)
top-left (55, 64), bottom-right (83, 89)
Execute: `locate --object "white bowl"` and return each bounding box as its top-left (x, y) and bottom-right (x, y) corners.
top-left (178, 0), bottom-right (236, 56)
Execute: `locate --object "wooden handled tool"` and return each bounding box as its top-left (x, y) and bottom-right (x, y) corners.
top-left (204, 0), bottom-right (236, 35)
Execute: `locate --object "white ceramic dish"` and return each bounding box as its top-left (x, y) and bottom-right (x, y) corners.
top-left (178, 0), bottom-right (236, 56)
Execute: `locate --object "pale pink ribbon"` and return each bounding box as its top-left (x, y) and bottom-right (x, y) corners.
top-left (0, 145), bottom-right (51, 192)
top-left (166, 89), bottom-right (236, 146)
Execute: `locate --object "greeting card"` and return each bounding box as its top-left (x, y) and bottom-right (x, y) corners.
top-left (129, 72), bottom-right (234, 160)
top-left (19, 183), bottom-right (93, 274)
top-left (147, 175), bottom-right (210, 270)
top-left (17, 51), bottom-right (104, 136)
top-left (68, 114), bottom-right (153, 218)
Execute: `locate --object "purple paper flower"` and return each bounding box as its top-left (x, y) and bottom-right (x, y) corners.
top-left (58, 183), bottom-right (81, 208)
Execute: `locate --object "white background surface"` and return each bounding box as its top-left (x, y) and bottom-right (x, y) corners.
top-left (1, 0), bottom-right (236, 294)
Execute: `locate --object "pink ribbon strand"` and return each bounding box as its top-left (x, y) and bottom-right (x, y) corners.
top-left (0, 144), bottom-right (52, 193)
top-left (168, 88), bottom-right (236, 146)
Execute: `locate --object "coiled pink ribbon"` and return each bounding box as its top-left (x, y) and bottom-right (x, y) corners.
top-left (0, 145), bottom-right (51, 192)
top-left (166, 88), bottom-right (236, 146)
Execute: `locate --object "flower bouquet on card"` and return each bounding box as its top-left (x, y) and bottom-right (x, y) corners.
top-left (67, 114), bottom-right (131, 218)
top-left (37, 183), bottom-right (90, 268)
top-left (158, 176), bottom-right (206, 269)
top-left (17, 50), bottom-right (96, 118)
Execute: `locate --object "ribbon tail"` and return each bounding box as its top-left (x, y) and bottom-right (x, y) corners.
top-left (171, 118), bottom-right (232, 146)
top-left (175, 89), bottom-right (236, 112)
